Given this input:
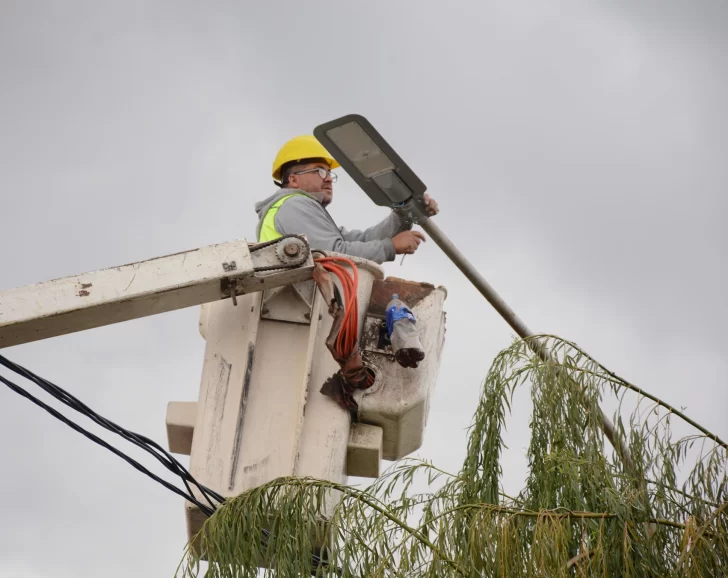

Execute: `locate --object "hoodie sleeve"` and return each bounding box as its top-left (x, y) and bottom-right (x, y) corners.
top-left (274, 196), bottom-right (399, 264)
top-left (339, 212), bottom-right (412, 243)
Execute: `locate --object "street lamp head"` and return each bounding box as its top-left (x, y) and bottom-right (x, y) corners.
top-left (314, 114), bottom-right (427, 208)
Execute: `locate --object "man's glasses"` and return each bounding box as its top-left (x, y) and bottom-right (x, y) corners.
top-left (292, 167), bottom-right (338, 182)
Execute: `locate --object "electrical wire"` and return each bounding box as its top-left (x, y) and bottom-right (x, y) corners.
top-left (0, 354), bottom-right (223, 511)
top-left (0, 370), bottom-right (217, 516)
top-left (0, 354), bottom-right (337, 575)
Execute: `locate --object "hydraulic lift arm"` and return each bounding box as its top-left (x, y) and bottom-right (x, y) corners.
top-left (0, 235), bottom-right (313, 349)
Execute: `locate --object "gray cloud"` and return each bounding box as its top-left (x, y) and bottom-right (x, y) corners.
top-left (1, 1), bottom-right (726, 576)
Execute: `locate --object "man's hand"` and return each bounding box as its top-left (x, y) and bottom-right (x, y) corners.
top-left (423, 194), bottom-right (439, 216)
top-left (393, 230), bottom-right (426, 255)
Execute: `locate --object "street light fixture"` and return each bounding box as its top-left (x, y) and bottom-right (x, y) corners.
top-left (313, 114), bottom-right (636, 479)
top-left (314, 114), bottom-right (426, 210)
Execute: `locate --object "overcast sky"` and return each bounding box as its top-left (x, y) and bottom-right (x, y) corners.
top-left (1, 2), bottom-right (726, 576)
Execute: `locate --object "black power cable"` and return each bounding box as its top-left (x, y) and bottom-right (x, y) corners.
top-left (0, 354), bottom-right (338, 575)
top-left (0, 354), bottom-right (223, 511)
top-left (0, 354), bottom-right (221, 516)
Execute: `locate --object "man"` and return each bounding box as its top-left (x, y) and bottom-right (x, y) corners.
top-left (255, 135), bottom-right (438, 264)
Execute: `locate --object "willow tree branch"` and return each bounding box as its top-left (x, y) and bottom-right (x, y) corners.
top-left (676, 501), bottom-right (728, 570)
top-left (255, 478), bottom-right (468, 577)
top-left (413, 213), bottom-right (639, 479)
top-left (566, 549), bottom-right (595, 569)
top-left (554, 342), bottom-right (728, 450)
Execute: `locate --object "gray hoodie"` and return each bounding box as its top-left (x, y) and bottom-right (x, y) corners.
top-left (254, 188), bottom-right (412, 264)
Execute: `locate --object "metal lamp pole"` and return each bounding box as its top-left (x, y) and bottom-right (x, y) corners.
top-left (399, 199), bottom-right (635, 471)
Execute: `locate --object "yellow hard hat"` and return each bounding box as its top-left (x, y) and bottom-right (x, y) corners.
top-left (272, 135), bottom-right (340, 181)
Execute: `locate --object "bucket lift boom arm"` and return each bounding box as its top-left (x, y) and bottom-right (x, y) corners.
top-left (0, 236), bottom-right (313, 349)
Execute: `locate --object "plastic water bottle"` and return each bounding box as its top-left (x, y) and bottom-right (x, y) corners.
top-left (385, 293), bottom-right (425, 368)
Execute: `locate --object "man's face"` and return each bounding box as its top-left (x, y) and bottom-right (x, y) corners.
top-left (288, 162), bottom-right (335, 206)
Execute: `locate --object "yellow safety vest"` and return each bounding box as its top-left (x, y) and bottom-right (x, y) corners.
top-left (258, 193), bottom-right (307, 242)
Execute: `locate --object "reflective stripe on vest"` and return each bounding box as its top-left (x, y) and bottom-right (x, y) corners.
top-left (258, 193), bottom-right (307, 242)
